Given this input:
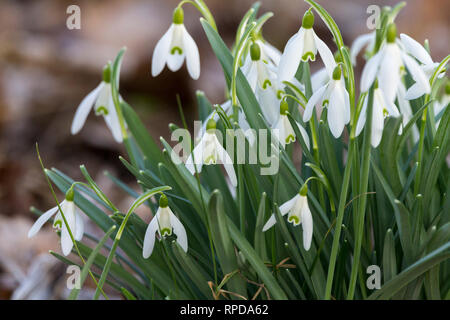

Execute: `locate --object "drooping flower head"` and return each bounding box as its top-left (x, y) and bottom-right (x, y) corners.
top-left (242, 42), bottom-right (282, 125)
top-left (28, 187), bottom-right (84, 256)
top-left (360, 23), bottom-right (431, 102)
top-left (273, 100), bottom-right (310, 150)
top-left (71, 64), bottom-right (123, 143)
top-left (143, 194), bottom-right (188, 258)
top-left (262, 184), bottom-right (313, 251)
top-left (356, 80), bottom-right (400, 147)
top-left (303, 64), bottom-right (351, 138)
top-left (278, 10), bottom-right (336, 83)
top-left (186, 119), bottom-right (237, 187)
top-left (151, 7), bottom-right (200, 80)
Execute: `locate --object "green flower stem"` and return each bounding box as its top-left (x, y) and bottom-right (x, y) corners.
top-left (93, 186), bottom-right (171, 299)
top-left (324, 137), bottom-right (355, 299)
top-left (36, 143), bottom-right (109, 300)
top-left (347, 87), bottom-right (375, 299)
top-left (178, 0), bottom-right (218, 32)
top-left (302, 62), bottom-right (325, 210)
top-left (231, 21), bottom-right (257, 120)
top-left (176, 96), bottom-right (218, 285)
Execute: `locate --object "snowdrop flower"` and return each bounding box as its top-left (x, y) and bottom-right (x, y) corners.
top-left (360, 23), bottom-right (431, 102)
top-left (278, 10), bottom-right (336, 83)
top-left (303, 65), bottom-right (351, 138)
top-left (399, 33), bottom-right (442, 79)
top-left (262, 185), bottom-right (313, 251)
top-left (186, 119), bottom-right (237, 187)
top-left (242, 42), bottom-right (282, 125)
top-left (143, 194), bottom-right (187, 258)
top-left (355, 81), bottom-right (400, 147)
top-left (273, 100), bottom-right (310, 150)
top-left (197, 102), bottom-right (256, 146)
top-left (28, 188), bottom-right (84, 256)
top-left (71, 65), bottom-right (123, 143)
top-left (350, 32), bottom-right (375, 65)
top-left (151, 7), bottom-right (200, 80)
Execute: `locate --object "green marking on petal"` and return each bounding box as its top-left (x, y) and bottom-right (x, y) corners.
top-left (322, 99), bottom-right (329, 107)
top-left (262, 79), bottom-right (272, 89)
top-left (277, 90), bottom-right (285, 100)
top-left (302, 52), bottom-right (315, 62)
top-left (288, 215), bottom-right (300, 225)
top-left (383, 108), bottom-right (389, 118)
top-left (204, 155), bottom-right (216, 164)
top-left (171, 46), bottom-right (183, 55)
top-left (161, 228), bottom-right (172, 237)
top-left (95, 106), bottom-right (109, 116)
top-left (285, 134), bottom-right (296, 144)
top-left (53, 220), bottom-right (62, 230)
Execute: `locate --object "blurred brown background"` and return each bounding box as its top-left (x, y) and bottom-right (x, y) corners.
top-left (0, 0), bottom-right (448, 299)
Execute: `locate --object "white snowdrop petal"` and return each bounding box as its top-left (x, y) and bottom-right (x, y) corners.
top-left (340, 83), bottom-right (351, 125)
top-left (214, 136), bottom-right (237, 187)
top-left (278, 30), bottom-right (304, 83)
top-left (327, 85), bottom-right (346, 138)
top-left (185, 141), bottom-right (204, 175)
top-left (313, 31), bottom-right (336, 75)
top-left (170, 210), bottom-right (188, 252)
top-left (302, 29), bottom-right (317, 60)
top-left (355, 99), bottom-right (367, 137)
top-left (245, 62), bottom-right (259, 92)
top-left (371, 100), bottom-right (385, 148)
top-left (402, 53), bottom-right (431, 97)
top-left (378, 46), bottom-right (401, 103)
top-left (360, 50), bottom-right (383, 92)
top-left (152, 25), bottom-right (174, 77)
top-left (262, 214), bottom-right (277, 232)
top-left (350, 33), bottom-right (374, 65)
top-left (257, 86), bottom-right (280, 126)
top-left (182, 25), bottom-right (200, 80)
top-left (311, 68), bottom-right (329, 92)
top-left (143, 210), bottom-right (160, 258)
top-left (28, 205), bottom-right (59, 238)
top-left (272, 117), bottom-right (285, 149)
top-left (260, 41), bottom-right (282, 66)
top-left (405, 83), bottom-right (427, 100)
top-left (400, 33), bottom-right (433, 65)
top-left (303, 84), bottom-right (327, 122)
top-left (296, 122), bottom-right (311, 150)
top-left (300, 198), bottom-right (313, 251)
top-left (71, 83), bottom-right (103, 135)
top-left (61, 201), bottom-right (76, 256)
top-left (74, 210), bottom-right (84, 241)
top-left (279, 195), bottom-right (299, 215)
top-left (103, 95), bottom-right (123, 143)
top-left (166, 51), bottom-right (185, 72)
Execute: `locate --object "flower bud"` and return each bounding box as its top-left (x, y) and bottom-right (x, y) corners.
top-left (102, 65), bottom-right (111, 84)
top-left (250, 42), bottom-right (261, 61)
top-left (386, 23), bottom-right (397, 43)
top-left (280, 100), bottom-right (289, 115)
top-left (159, 194), bottom-right (169, 208)
top-left (299, 184), bottom-right (308, 196)
top-left (65, 186), bottom-right (75, 202)
top-left (302, 10), bottom-right (314, 29)
top-left (206, 118), bottom-right (217, 130)
top-left (332, 65), bottom-right (342, 80)
top-left (173, 7), bottom-right (184, 25)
